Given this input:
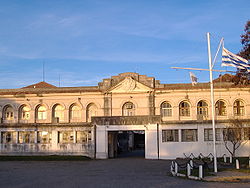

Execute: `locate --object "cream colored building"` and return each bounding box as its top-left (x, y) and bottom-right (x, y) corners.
top-left (0, 72), bottom-right (249, 159)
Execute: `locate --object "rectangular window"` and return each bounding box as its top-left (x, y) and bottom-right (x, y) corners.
top-left (223, 128), bottom-right (242, 141)
top-left (18, 132), bottom-right (35, 144)
top-left (58, 131), bottom-right (74, 144)
top-left (1, 132), bottom-right (16, 144)
top-left (37, 131), bottom-right (52, 144)
top-left (181, 129), bottom-right (198, 142)
top-left (204, 128), bottom-right (222, 141)
top-left (76, 131), bottom-right (92, 143)
top-left (162, 130), bottom-right (178, 142)
top-left (243, 128), bottom-right (250, 140)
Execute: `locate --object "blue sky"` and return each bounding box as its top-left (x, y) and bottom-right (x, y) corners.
top-left (0, 0), bottom-right (249, 88)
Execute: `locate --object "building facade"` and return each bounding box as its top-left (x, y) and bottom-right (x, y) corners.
top-left (0, 72), bottom-right (249, 159)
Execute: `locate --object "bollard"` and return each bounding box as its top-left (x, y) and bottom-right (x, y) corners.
top-left (187, 163), bottom-right (191, 177)
top-left (229, 156), bottom-right (232, 163)
top-left (223, 155), bottom-right (227, 163)
top-left (171, 162), bottom-right (174, 173)
top-left (210, 155), bottom-right (213, 161)
top-left (175, 162), bottom-right (178, 174)
top-left (236, 159), bottom-right (240, 169)
top-left (199, 165), bottom-right (203, 179)
top-left (190, 160), bottom-right (193, 170)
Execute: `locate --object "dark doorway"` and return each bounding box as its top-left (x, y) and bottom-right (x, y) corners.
top-left (108, 131), bottom-right (118, 158)
top-left (108, 131), bottom-right (145, 158)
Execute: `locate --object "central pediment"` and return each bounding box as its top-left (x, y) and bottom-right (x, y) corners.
top-left (108, 77), bottom-right (153, 93)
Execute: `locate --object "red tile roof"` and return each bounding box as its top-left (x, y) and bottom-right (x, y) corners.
top-left (213, 74), bottom-right (235, 83)
top-left (22, 81), bottom-right (57, 89)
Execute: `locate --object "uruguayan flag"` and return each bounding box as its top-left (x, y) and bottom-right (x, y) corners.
top-left (222, 47), bottom-right (250, 72)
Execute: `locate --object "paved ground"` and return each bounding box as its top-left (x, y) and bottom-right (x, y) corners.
top-left (0, 158), bottom-right (249, 188)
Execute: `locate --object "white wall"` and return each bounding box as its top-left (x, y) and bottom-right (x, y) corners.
top-left (145, 124), bottom-right (158, 159)
top-left (96, 123), bottom-right (250, 159)
top-left (159, 123), bottom-right (250, 159)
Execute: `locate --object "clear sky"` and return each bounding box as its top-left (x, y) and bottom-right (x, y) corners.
top-left (0, 0), bottom-right (249, 88)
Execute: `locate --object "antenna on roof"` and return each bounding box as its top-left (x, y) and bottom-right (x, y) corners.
top-left (134, 65), bottom-right (138, 73)
top-left (43, 61), bottom-right (45, 82)
top-left (59, 74), bottom-right (61, 87)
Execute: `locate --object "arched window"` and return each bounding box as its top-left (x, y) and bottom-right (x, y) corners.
top-left (52, 104), bottom-right (64, 122)
top-left (36, 105), bottom-right (47, 120)
top-left (86, 103), bottom-right (98, 122)
top-left (215, 100), bottom-right (227, 116)
top-left (197, 100), bottom-right (208, 117)
top-left (19, 105), bottom-right (30, 120)
top-left (233, 99), bottom-right (244, 116)
top-left (161, 102), bottom-right (172, 117)
top-left (69, 104), bottom-right (81, 122)
top-left (122, 102), bottom-right (135, 116)
top-left (179, 101), bottom-right (190, 117)
top-left (3, 105), bottom-right (14, 120)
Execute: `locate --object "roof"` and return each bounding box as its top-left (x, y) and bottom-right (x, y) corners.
top-left (0, 73), bottom-right (249, 96)
top-left (0, 81), bottom-right (99, 95)
top-left (22, 81), bottom-right (57, 89)
top-left (0, 86), bottom-right (100, 95)
top-left (213, 74), bottom-right (236, 83)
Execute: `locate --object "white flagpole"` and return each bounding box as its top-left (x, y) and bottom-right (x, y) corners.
top-left (207, 32), bottom-right (218, 173)
top-left (212, 38), bottom-right (224, 67)
top-left (172, 33), bottom-right (224, 173)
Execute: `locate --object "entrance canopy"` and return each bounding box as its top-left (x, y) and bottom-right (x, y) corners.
top-left (93, 116), bottom-right (161, 159)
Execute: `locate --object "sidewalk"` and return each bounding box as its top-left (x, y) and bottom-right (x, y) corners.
top-left (204, 170), bottom-right (250, 183)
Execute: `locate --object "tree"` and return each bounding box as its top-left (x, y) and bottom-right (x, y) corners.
top-left (236, 20), bottom-right (250, 81)
top-left (238, 20), bottom-right (250, 60)
top-left (223, 119), bottom-right (245, 158)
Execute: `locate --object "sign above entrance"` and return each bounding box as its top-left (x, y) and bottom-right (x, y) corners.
top-left (92, 115), bottom-right (161, 125)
